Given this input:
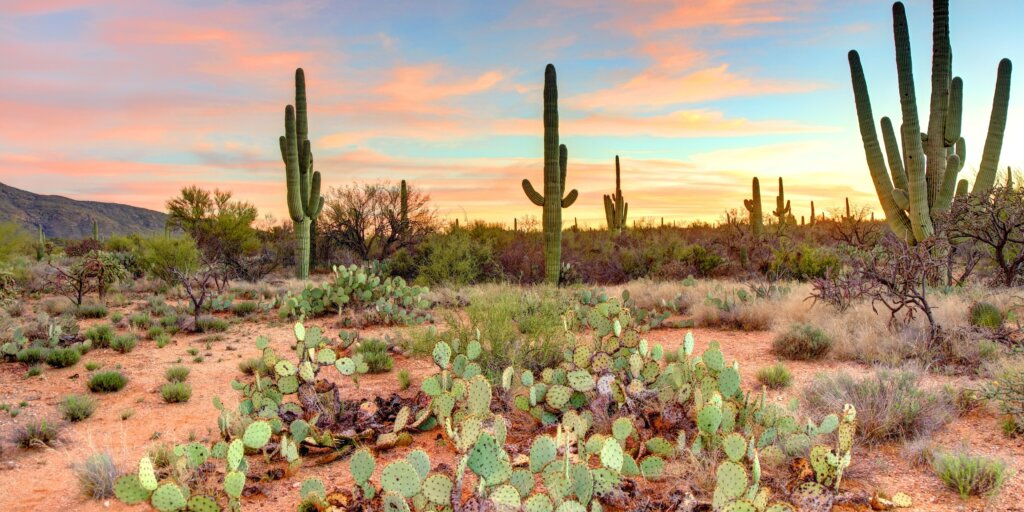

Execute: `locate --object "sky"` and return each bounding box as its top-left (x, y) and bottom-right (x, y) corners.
top-left (1, 0), bottom-right (1022, 227)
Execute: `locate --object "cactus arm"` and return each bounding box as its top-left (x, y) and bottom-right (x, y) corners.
top-left (604, 195), bottom-right (615, 229)
top-left (955, 179), bottom-right (969, 198)
top-left (561, 189), bottom-right (578, 208)
top-left (880, 117), bottom-right (908, 192)
top-left (522, 179), bottom-right (545, 206)
top-left (924, 0), bottom-right (952, 206)
top-left (973, 58), bottom-right (1013, 194)
top-left (281, 106), bottom-right (305, 223)
top-left (892, 2), bottom-right (933, 240)
top-left (306, 171), bottom-right (322, 218)
top-left (934, 153), bottom-right (961, 211)
top-left (848, 50), bottom-right (913, 240)
top-left (944, 77), bottom-right (963, 145)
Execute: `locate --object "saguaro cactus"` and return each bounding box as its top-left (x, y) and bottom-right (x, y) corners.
top-left (810, 201), bottom-right (816, 226)
top-left (743, 177), bottom-right (764, 237)
top-left (400, 180), bottom-right (409, 227)
top-left (92, 219), bottom-right (99, 240)
top-left (523, 64), bottom-right (578, 285)
top-left (603, 155), bottom-right (628, 233)
top-left (280, 68), bottom-right (325, 279)
top-left (848, 0), bottom-right (1012, 242)
top-left (773, 177), bottom-right (792, 224)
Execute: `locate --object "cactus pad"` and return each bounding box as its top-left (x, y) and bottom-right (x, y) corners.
top-left (714, 461), bottom-right (748, 503)
top-left (224, 470), bottom-right (246, 499)
top-left (530, 435), bottom-right (557, 473)
top-left (612, 417), bottom-right (633, 441)
top-left (718, 367), bottom-right (740, 397)
top-left (600, 438), bottom-right (624, 471)
top-left (186, 496), bottom-right (220, 512)
top-left (382, 492), bottom-right (411, 512)
top-left (490, 485), bottom-right (521, 508)
top-left (723, 433), bottom-right (746, 462)
top-left (432, 341), bottom-right (452, 368)
top-left (468, 432), bottom-right (505, 483)
top-left (891, 492), bottom-right (912, 508)
top-left (350, 448), bottom-right (376, 484)
top-left (421, 473), bottom-right (453, 504)
top-left (138, 456), bottom-right (158, 491)
top-left (151, 483), bottom-right (187, 512)
top-left (114, 475), bottom-right (151, 505)
top-left (545, 384), bottom-right (572, 409)
top-left (468, 376), bottom-right (492, 416)
top-left (697, 404), bottom-right (723, 434)
top-left (524, 493), bottom-right (554, 512)
top-left (243, 421), bottom-right (272, 449)
top-left (567, 370), bottom-right (595, 392)
top-left (382, 460), bottom-right (422, 498)
top-left (406, 449), bottom-right (431, 479)
top-left (639, 455), bottom-right (665, 480)
top-left (644, 437), bottom-right (675, 457)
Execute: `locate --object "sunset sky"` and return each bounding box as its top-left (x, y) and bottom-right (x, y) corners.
top-left (2, 0), bottom-right (1022, 227)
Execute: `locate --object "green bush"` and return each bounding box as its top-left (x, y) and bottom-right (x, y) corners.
top-left (46, 347), bottom-right (81, 368)
top-left (147, 326), bottom-right (166, 339)
top-left (932, 451), bottom-right (1007, 498)
top-left (231, 301), bottom-right (259, 317)
top-left (756, 363), bottom-right (792, 389)
top-left (85, 361), bottom-right (101, 371)
top-left (772, 323), bottom-right (832, 360)
top-left (196, 315), bottom-right (229, 333)
top-left (75, 303), bottom-right (108, 319)
top-left (355, 339), bottom-right (393, 373)
top-left (14, 420), bottom-right (59, 448)
top-left (154, 333), bottom-right (172, 348)
top-left (88, 371), bottom-right (127, 393)
top-left (416, 230), bottom-right (495, 286)
top-left (16, 346), bottom-right (49, 365)
top-left (969, 302), bottom-right (1003, 329)
top-left (164, 365), bottom-right (190, 383)
top-left (60, 394), bottom-right (97, 422)
top-left (73, 452), bottom-right (119, 499)
top-left (110, 334), bottom-right (137, 353)
top-left (160, 382), bottom-right (192, 403)
top-left (85, 324), bottom-right (115, 347)
top-left (128, 313), bottom-right (152, 330)
top-left (769, 245), bottom-right (840, 281)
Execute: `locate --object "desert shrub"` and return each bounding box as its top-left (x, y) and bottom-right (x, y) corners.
top-left (17, 346), bottom-right (49, 365)
top-left (159, 314), bottom-right (179, 329)
top-left (769, 245), bottom-right (840, 281)
top-left (772, 323), bottom-right (833, 360)
top-left (164, 365), bottom-right (190, 382)
top-left (416, 230), bottom-right (496, 286)
top-left (932, 450), bottom-right (1007, 498)
top-left (398, 369), bottom-right (411, 390)
top-left (804, 369), bottom-right (954, 444)
top-left (969, 302), bottom-right (1003, 329)
top-left (111, 312), bottom-right (123, 323)
top-left (238, 357), bottom-right (269, 376)
top-left (25, 365), bottom-right (42, 377)
top-left (196, 315), bottom-right (229, 333)
top-left (75, 303), bottom-right (108, 319)
top-left (231, 301), bottom-right (258, 317)
top-left (109, 334), bottom-right (137, 353)
top-left (73, 452), bottom-right (119, 499)
top-left (147, 325), bottom-right (165, 339)
top-left (84, 324), bottom-right (114, 348)
top-left (85, 361), bottom-right (101, 371)
top-left (128, 312), bottom-right (152, 330)
top-left (355, 339), bottom-right (393, 373)
top-left (46, 347), bottom-right (81, 368)
top-left (88, 370), bottom-right (127, 392)
top-left (41, 297), bottom-right (74, 316)
top-left (14, 419), bottom-right (59, 448)
top-left (154, 333), bottom-right (172, 348)
top-left (160, 382), bottom-right (192, 403)
top-left (982, 361), bottom-right (1024, 436)
top-left (756, 363), bottom-right (793, 389)
top-left (60, 394), bottom-right (97, 421)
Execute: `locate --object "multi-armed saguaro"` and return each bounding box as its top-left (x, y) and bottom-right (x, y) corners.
top-left (523, 64), bottom-right (578, 285)
top-left (743, 177), bottom-right (764, 237)
top-left (849, 0), bottom-right (1011, 242)
top-left (773, 177), bottom-right (792, 225)
top-left (280, 68), bottom-right (325, 279)
top-left (603, 155), bottom-right (628, 233)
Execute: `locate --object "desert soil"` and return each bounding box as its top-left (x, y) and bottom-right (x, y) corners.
top-left (0, 306), bottom-right (1021, 511)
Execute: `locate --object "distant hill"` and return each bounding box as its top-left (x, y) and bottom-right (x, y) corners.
top-left (0, 182), bottom-right (167, 239)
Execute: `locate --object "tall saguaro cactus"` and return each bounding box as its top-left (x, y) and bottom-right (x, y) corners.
top-left (848, 0), bottom-right (1012, 242)
top-left (744, 177), bottom-right (764, 237)
top-left (773, 177), bottom-right (792, 224)
top-left (280, 68), bottom-right (324, 279)
top-left (523, 64), bottom-right (578, 285)
top-left (810, 201), bottom-right (816, 225)
top-left (603, 155), bottom-right (628, 233)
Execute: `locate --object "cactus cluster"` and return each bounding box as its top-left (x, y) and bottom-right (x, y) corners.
top-left (849, 0), bottom-right (1012, 242)
top-left (279, 68), bottom-right (325, 278)
top-left (281, 263), bottom-right (431, 325)
top-left (603, 156), bottom-right (628, 233)
top-left (522, 64), bottom-right (578, 285)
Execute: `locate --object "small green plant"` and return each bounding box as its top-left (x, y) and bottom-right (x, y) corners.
top-left (231, 301), bottom-right (259, 317)
top-left (398, 369), bottom-right (412, 390)
top-left (196, 315), bottom-right (229, 333)
top-left (756, 363), bottom-right (793, 389)
top-left (970, 302), bottom-right (1004, 329)
top-left (60, 394), bottom-right (98, 422)
top-left (85, 324), bottom-right (115, 347)
top-left (120, 408), bottom-right (134, 421)
top-left (355, 338), bottom-right (393, 373)
top-left (73, 452), bottom-right (119, 499)
top-left (85, 361), bottom-right (101, 371)
top-left (75, 303), bottom-right (108, 319)
top-left (128, 312), bottom-right (152, 330)
top-left (110, 334), bottom-right (137, 353)
top-left (25, 365), bottom-right (42, 377)
top-left (110, 312), bottom-right (123, 323)
top-left (772, 323), bottom-right (833, 360)
top-left (932, 450), bottom-right (1007, 498)
top-left (154, 332), bottom-right (172, 348)
top-left (164, 365), bottom-right (190, 383)
top-left (14, 420), bottom-right (59, 448)
top-left (17, 346), bottom-right (49, 365)
top-left (88, 370), bottom-right (128, 393)
top-left (46, 347), bottom-right (81, 368)
top-left (160, 382), bottom-right (192, 403)
top-left (147, 325), bottom-right (165, 339)
top-left (238, 357), bottom-right (267, 376)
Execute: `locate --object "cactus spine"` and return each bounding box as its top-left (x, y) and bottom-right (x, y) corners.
top-left (773, 177), bottom-right (792, 224)
top-left (743, 177), bottom-right (764, 237)
top-left (522, 64), bottom-right (577, 285)
top-left (849, 0), bottom-right (1012, 242)
top-left (603, 155), bottom-right (628, 233)
top-left (280, 68), bottom-right (324, 279)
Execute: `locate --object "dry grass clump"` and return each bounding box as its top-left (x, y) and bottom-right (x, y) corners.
top-left (932, 449), bottom-right (1008, 499)
top-left (73, 452), bottom-right (119, 499)
top-left (803, 368), bottom-right (955, 444)
top-left (772, 323), bottom-right (832, 360)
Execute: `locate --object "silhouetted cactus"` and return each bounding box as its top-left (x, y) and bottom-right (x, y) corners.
top-left (743, 177), bottom-right (764, 237)
top-left (604, 156), bottom-right (628, 233)
top-left (773, 177), bottom-right (792, 224)
top-left (522, 64), bottom-right (577, 284)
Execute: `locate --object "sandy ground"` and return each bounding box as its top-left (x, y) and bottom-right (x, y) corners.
top-left (1, 307), bottom-right (1022, 511)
